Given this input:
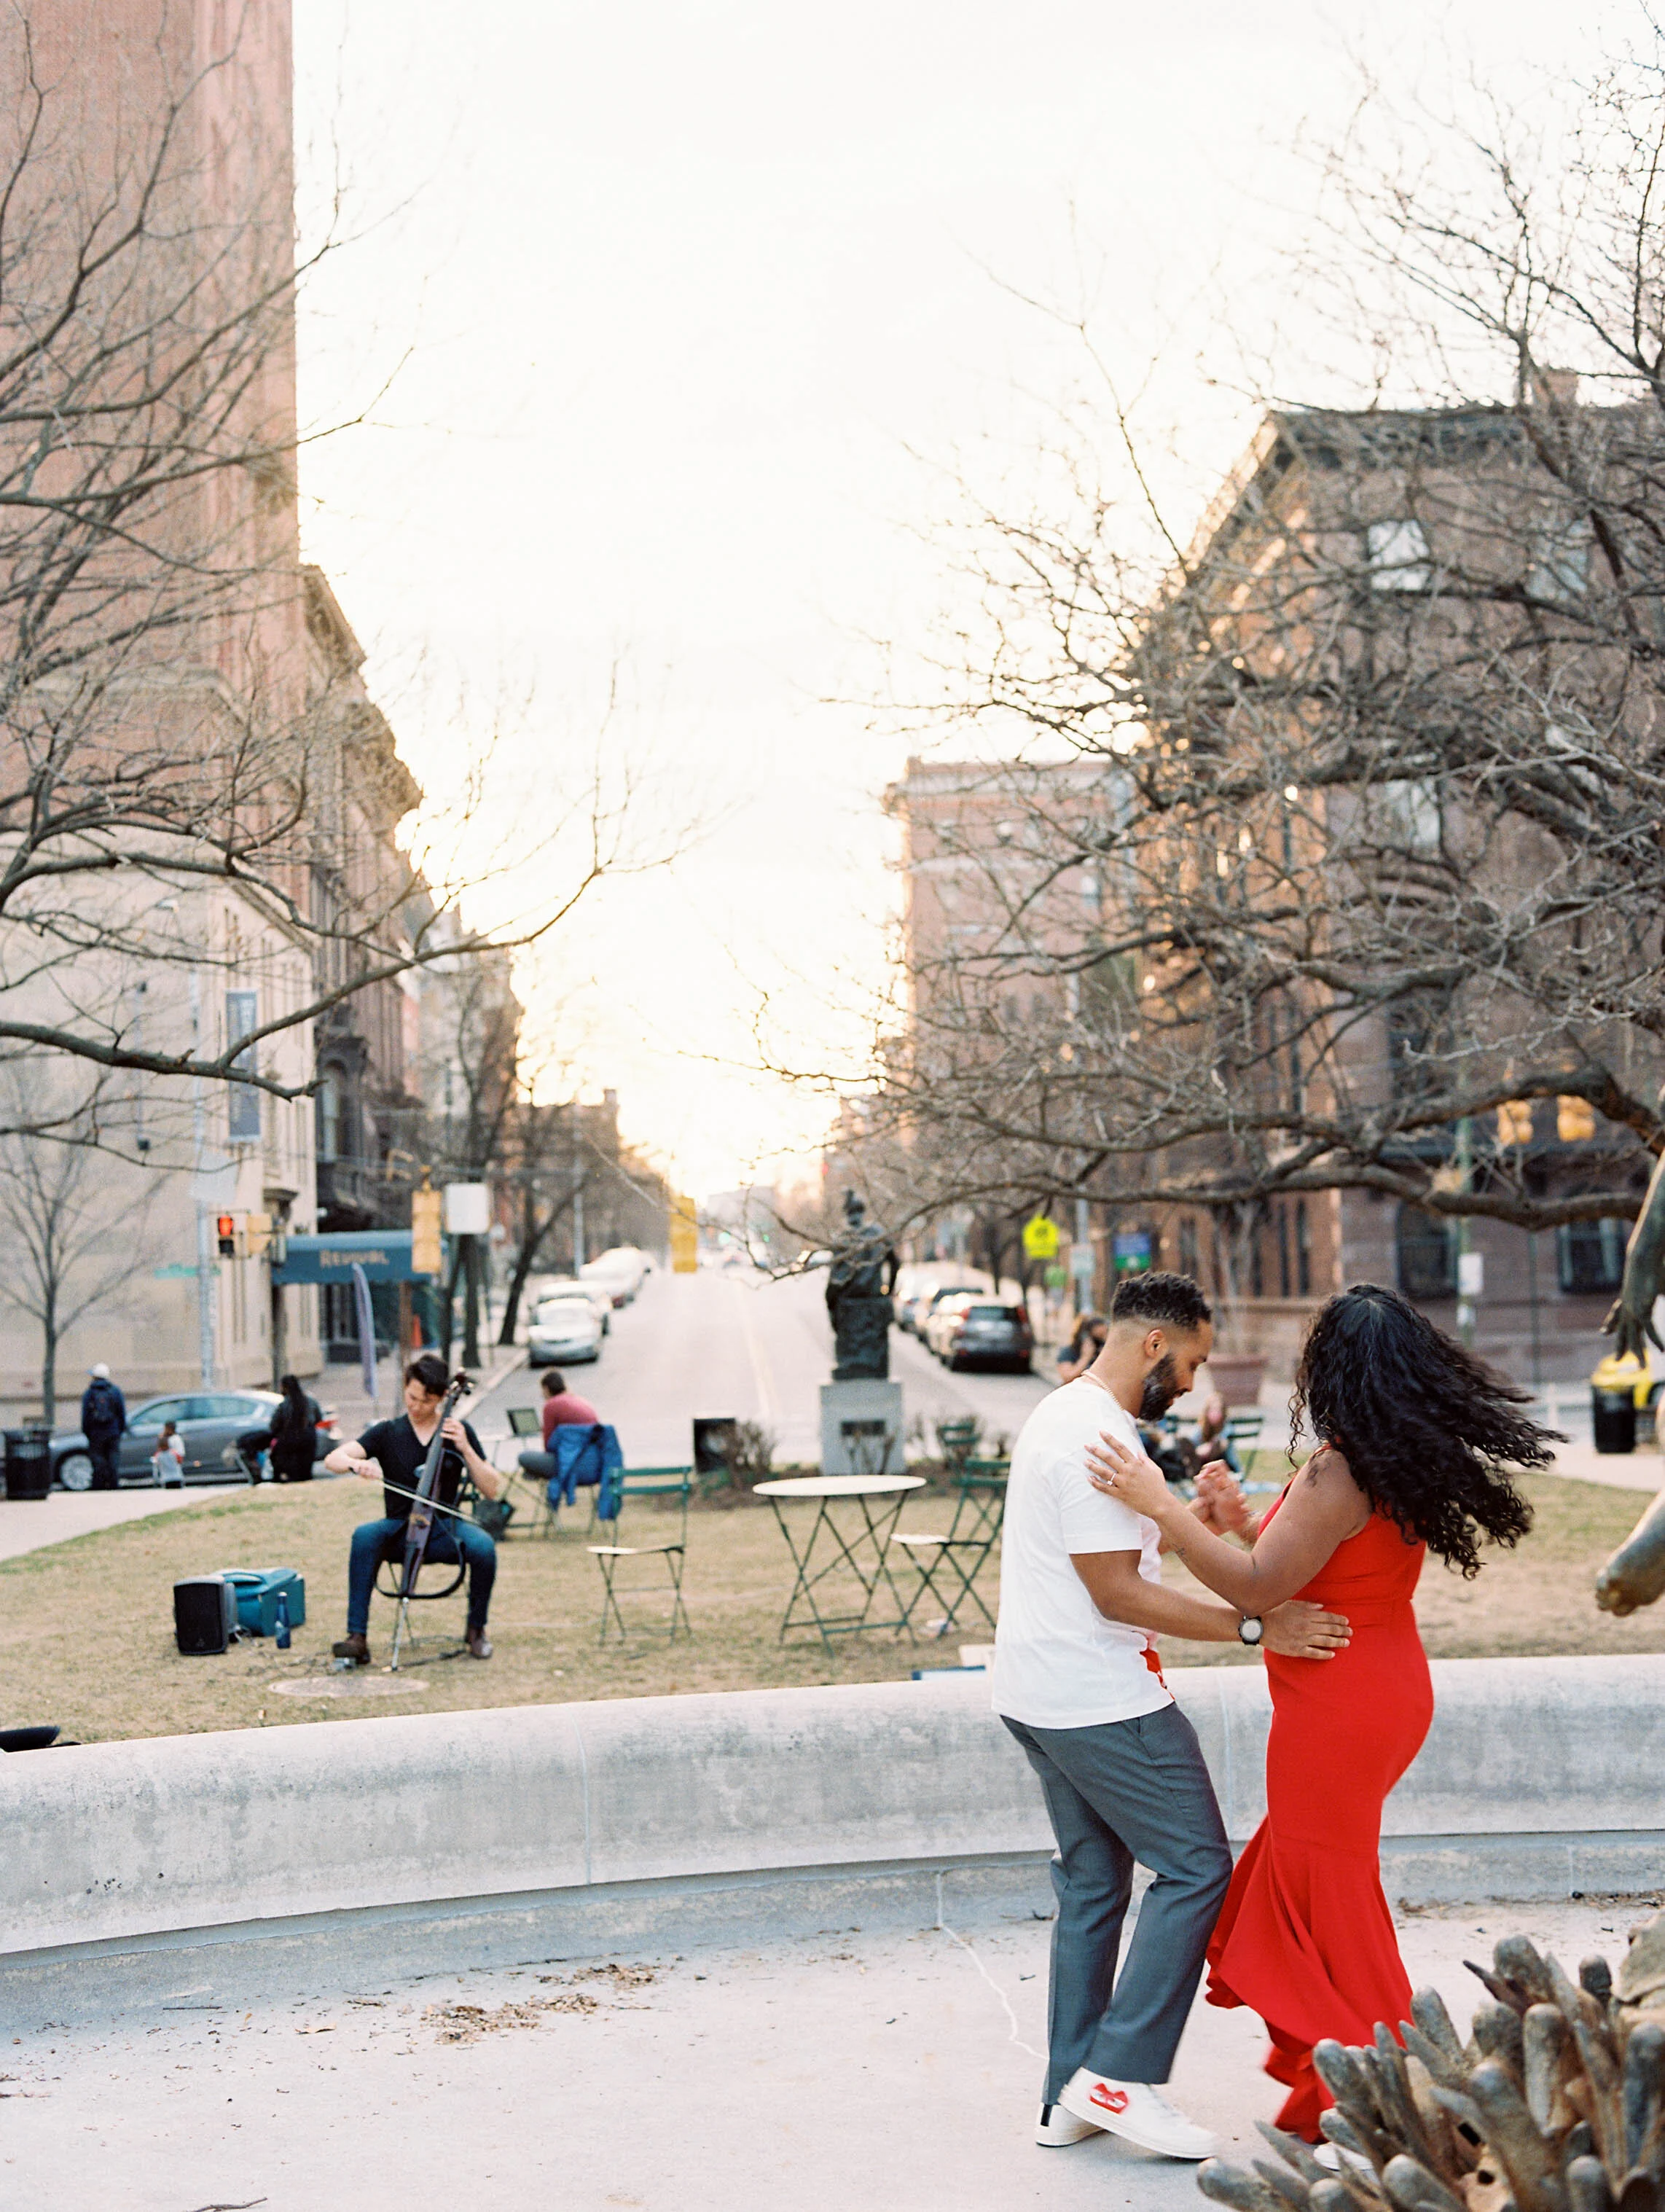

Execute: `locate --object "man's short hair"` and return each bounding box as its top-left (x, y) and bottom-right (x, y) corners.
top-left (1108, 1270), bottom-right (1212, 1336)
top-left (540, 1368), bottom-right (566, 1396)
top-left (404, 1352), bottom-right (450, 1397)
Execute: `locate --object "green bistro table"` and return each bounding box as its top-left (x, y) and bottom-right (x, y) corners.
top-left (753, 1473), bottom-right (927, 1651)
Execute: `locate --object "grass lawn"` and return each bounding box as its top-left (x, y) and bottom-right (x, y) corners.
top-left (0, 1471), bottom-right (1659, 1743)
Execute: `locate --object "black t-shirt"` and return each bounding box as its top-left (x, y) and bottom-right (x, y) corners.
top-left (359, 1415), bottom-right (484, 1523)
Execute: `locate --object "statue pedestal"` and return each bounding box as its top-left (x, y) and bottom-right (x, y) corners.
top-left (820, 1380), bottom-right (904, 1477)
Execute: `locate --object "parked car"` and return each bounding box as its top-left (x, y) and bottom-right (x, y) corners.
top-left (913, 1283), bottom-right (983, 1343)
top-left (580, 1246), bottom-right (648, 1307)
top-left (936, 1300), bottom-right (1035, 1374)
top-left (50, 1389), bottom-right (340, 1489)
top-left (525, 1276), bottom-right (610, 1334)
top-left (527, 1289), bottom-right (604, 1364)
top-left (924, 1291), bottom-right (980, 1359)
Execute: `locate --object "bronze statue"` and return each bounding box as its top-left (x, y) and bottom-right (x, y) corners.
top-left (1596, 1139), bottom-right (1665, 1614)
top-left (823, 1190), bottom-right (898, 1382)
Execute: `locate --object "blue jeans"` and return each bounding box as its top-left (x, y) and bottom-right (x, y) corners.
top-left (347, 1516), bottom-right (497, 1635)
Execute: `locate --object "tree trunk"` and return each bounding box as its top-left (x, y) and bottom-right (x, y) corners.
top-left (39, 1306), bottom-right (57, 1426)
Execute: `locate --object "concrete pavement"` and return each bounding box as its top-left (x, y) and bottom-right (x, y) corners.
top-left (0, 1481), bottom-right (222, 1564)
top-left (470, 1265), bottom-right (1053, 1469)
top-left (1, 1896), bottom-right (1649, 2212)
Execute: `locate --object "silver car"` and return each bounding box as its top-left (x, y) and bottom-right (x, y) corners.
top-left (50, 1389), bottom-right (305, 1488)
top-left (526, 1291), bottom-right (603, 1364)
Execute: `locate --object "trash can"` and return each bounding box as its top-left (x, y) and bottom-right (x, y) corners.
top-left (4, 1426), bottom-right (52, 1499)
top-left (692, 1417), bottom-right (737, 1490)
top-left (1591, 1353), bottom-right (1642, 1455)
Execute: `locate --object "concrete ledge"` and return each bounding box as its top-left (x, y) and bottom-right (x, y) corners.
top-left (3, 1656), bottom-right (1663, 2006)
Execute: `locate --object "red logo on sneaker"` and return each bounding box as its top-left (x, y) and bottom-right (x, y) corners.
top-left (1089, 2084), bottom-right (1129, 2115)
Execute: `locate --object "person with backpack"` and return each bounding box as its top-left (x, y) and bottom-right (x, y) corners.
top-left (80, 1364), bottom-right (128, 1491)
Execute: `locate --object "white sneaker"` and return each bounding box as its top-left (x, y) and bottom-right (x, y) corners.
top-left (1057, 2071), bottom-right (1218, 2160)
top-left (1035, 2100), bottom-right (1102, 2147)
top-left (1313, 2142), bottom-right (1372, 2175)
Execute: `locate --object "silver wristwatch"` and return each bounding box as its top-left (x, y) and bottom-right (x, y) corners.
top-left (1237, 1614), bottom-right (1264, 1647)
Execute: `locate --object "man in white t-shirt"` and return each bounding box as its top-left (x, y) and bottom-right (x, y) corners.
top-left (990, 1270), bottom-right (1351, 2162)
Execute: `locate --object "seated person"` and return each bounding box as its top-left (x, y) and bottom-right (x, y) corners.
top-left (324, 1353), bottom-right (507, 1664)
top-left (1054, 1312), bottom-right (1108, 1384)
top-left (516, 1367), bottom-right (601, 1487)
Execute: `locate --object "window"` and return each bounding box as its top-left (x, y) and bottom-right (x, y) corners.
top-left (316, 1070), bottom-right (342, 1163)
top-left (1376, 778), bottom-right (1443, 853)
top-left (1296, 1200), bottom-right (1312, 1297)
top-left (1497, 1100), bottom-right (1535, 1146)
top-left (1557, 1095), bottom-right (1597, 1142)
top-left (1528, 517), bottom-right (1591, 603)
top-left (1558, 1219), bottom-right (1629, 1296)
top-left (1366, 518), bottom-right (1432, 591)
top-left (1397, 1208), bottom-right (1457, 1300)
top-left (226, 990), bottom-right (259, 1143)
top-left (1277, 1205), bottom-right (1292, 1300)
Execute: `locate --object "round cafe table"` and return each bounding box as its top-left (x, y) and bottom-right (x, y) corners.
top-left (753, 1474), bottom-right (926, 1651)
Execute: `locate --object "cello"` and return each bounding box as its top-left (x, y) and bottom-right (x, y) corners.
top-left (390, 1369), bottom-right (471, 1672)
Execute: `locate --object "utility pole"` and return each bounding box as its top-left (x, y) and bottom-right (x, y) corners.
top-left (1453, 1114), bottom-right (1476, 1348)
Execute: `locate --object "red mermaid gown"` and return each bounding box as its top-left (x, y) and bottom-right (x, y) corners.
top-left (1205, 1493), bottom-right (1433, 2138)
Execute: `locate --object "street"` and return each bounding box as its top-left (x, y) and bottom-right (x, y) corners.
top-left (471, 1262), bottom-right (1054, 1469)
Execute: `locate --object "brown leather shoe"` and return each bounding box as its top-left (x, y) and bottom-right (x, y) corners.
top-left (331, 1632), bottom-right (371, 1666)
top-left (465, 1626), bottom-right (493, 1661)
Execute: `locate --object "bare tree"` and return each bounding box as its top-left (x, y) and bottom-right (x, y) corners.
top-left (844, 43), bottom-right (1665, 1265)
top-left (0, 13), bottom-right (661, 1130)
top-left (0, 1066), bottom-right (160, 1419)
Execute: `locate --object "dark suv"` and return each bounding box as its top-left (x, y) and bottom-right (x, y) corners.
top-left (939, 1302), bottom-right (1035, 1374)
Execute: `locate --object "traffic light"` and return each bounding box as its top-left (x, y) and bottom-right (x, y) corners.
top-left (216, 1214), bottom-right (238, 1259)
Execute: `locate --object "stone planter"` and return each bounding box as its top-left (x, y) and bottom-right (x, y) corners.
top-left (1206, 1354), bottom-right (1266, 1408)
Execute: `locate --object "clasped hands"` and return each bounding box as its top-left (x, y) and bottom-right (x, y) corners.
top-left (1086, 1429), bottom-right (1352, 1661)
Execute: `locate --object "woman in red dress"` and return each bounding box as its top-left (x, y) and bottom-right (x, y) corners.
top-left (1086, 1283), bottom-right (1552, 2141)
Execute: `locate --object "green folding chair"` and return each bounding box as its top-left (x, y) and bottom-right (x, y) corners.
top-left (896, 1457), bottom-right (1008, 1639)
top-left (1222, 1410), bottom-right (1269, 1480)
top-left (934, 1416), bottom-right (981, 1477)
top-left (588, 1467), bottom-right (694, 1643)
top-left (503, 1406), bottom-right (557, 1536)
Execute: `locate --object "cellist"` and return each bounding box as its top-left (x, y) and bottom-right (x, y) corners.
top-left (326, 1353), bottom-right (508, 1664)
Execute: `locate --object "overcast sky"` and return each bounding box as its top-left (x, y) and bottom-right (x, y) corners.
top-left (292, 0), bottom-right (1634, 1200)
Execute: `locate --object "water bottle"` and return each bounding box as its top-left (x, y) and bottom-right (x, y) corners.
top-left (275, 1587), bottom-right (291, 1650)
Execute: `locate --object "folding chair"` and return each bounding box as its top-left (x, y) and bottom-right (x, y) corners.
top-left (934, 1416), bottom-right (980, 1477)
top-left (896, 1456), bottom-right (1008, 1639)
top-left (1222, 1410), bottom-right (1268, 1479)
top-left (587, 1466), bottom-right (694, 1644)
top-left (373, 1488), bottom-right (477, 1667)
top-left (502, 1407), bottom-right (556, 1536)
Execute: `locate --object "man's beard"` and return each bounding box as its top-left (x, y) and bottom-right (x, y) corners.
top-left (1138, 1353), bottom-right (1182, 1421)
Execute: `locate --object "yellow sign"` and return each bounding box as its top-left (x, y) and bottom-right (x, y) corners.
top-left (670, 1194), bottom-right (699, 1274)
top-left (411, 1186), bottom-right (444, 1277)
top-left (1022, 1214), bottom-right (1061, 1261)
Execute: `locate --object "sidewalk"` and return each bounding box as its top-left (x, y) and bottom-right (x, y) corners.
top-left (0, 1484), bottom-right (215, 1566)
top-left (1, 1894), bottom-right (1645, 2212)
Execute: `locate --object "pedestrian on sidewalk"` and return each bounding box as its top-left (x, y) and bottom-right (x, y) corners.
top-left (990, 1271), bottom-right (1352, 2163)
top-left (79, 1363), bottom-right (127, 1491)
top-left (268, 1374), bottom-right (323, 1482)
top-left (514, 1367), bottom-right (601, 1488)
top-left (149, 1420), bottom-right (185, 1488)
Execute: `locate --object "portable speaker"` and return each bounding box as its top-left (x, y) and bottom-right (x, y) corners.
top-left (173, 1576), bottom-right (237, 1655)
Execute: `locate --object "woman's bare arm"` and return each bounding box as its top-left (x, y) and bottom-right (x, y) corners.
top-left (1084, 1437), bottom-right (1371, 1614)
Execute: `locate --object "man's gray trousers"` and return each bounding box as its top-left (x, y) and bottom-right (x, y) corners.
top-left (1003, 1703), bottom-right (1232, 2101)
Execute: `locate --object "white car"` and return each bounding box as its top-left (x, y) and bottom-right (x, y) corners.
top-left (528, 1276), bottom-right (611, 1334)
top-left (580, 1246), bottom-right (648, 1307)
top-left (526, 1290), bottom-right (603, 1364)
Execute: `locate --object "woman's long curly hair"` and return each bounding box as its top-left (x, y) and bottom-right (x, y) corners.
top-left (1290, 1283), bottom-right (1555, 1576)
